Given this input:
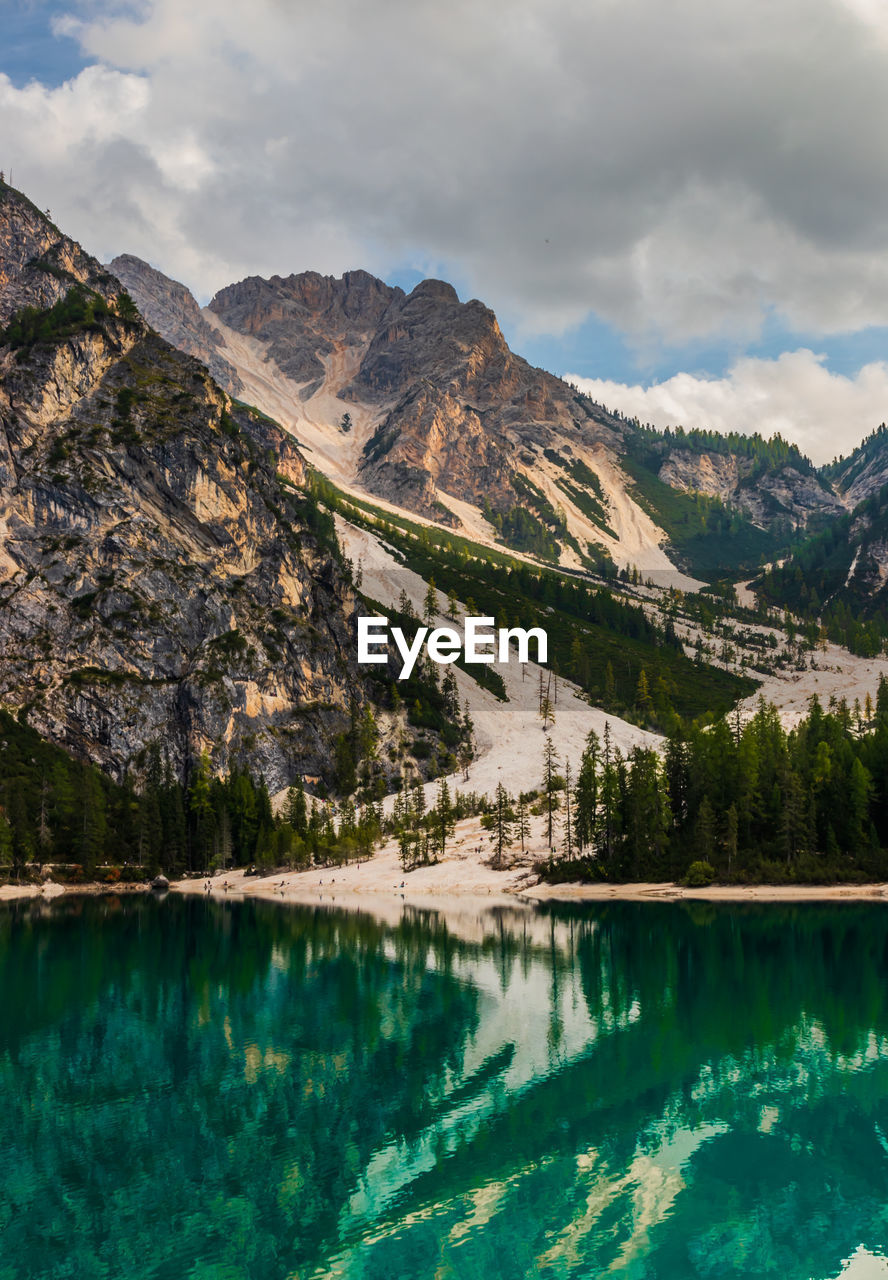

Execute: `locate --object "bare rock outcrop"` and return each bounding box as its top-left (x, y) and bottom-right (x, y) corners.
top-left (108, 254), bottom-right (243, 397)
top-left (0, 179), bottom-right (362, 790)
top-left (209, 270), bottom-right (402, 386)
top-left (659, 448), bottom-right (844, 529)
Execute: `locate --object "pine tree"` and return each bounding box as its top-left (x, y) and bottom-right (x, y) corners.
top-left (286, 777), bottom-right (308, 836)
top-left (435, 776), bottom-right (455, 859)
top-left (541, 738), bottom-right (560, 850)
top-left (516, 795), bottom-right (531, 854)
top-left (563, 760), bottom-right (574, 860)
top-left (624, 747), bottom-right (670, 877)
top-left (575, 729), bottom-right (599, 851)
top-left (462, 700), bottom-right (475, 751)
top-left (695, 796), bottom-right (717, 862)
top-left (599, 724), bottom-right (623, 871)
top-left (188, 751), bottom-right (216, 872)
top-left (635, 668), bottom-right (654, 723)
top-left (442, 668), bottom-right (460, 717)
top-left (722, 804), bottom-right (738, 878)
top-left (779, 765), bottom-right (809, 864)
top-left (79, 770), bottom-right (107, 877)
top-left (491, 782), bottom-right (514, 869)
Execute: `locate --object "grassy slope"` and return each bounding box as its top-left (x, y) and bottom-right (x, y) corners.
top-left (619, 453), bottom-right (783, 579)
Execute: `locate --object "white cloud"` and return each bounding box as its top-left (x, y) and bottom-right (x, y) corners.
top-left (5, 0), bottom-right (888, 348)
top-left (565, 351), bottom-right (888, 465)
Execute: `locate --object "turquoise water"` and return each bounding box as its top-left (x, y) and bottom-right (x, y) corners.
top-left (2, 896), bottom-right (888, 1278)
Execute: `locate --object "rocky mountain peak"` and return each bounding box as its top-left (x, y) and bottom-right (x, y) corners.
top-left (351, 276), bottom-right (519, 407)
top-left (407, 279), bottom-right (460, 305)
top-left (107, 254), bottom-right (243, 397)
top-left (208, 269), bottom-right (404, 385)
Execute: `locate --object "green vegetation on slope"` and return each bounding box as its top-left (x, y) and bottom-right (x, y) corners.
top-left (626, 421), bottom-right (816, 475)
top-left (756, 482), bottom-right (888, 657)
top-left (821, 422), bottom-right (888, 488)
top-left (543, 450), bottom-right (616, 537)
top-left (3, 284), bottom-right (139, 354)
top-left (619, 451), bottom-right (785, 578)
top-left (312, 473), bottom-right (755, 728)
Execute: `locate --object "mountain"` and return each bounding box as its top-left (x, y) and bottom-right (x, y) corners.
top-left (205, 271), bottom-right (629, 558)
top-left (0, 179), bottom-right (365, 789)
top-left (115, 258), bottom-right (844, 582)
top-left (617, 423), bottom-right (846, 579)
top-left (108, 253), bottom-right (243, 397)
top-left (756, 426), bottom-right (888, 654)
top-left (822, 423), bottom-right (888, 508)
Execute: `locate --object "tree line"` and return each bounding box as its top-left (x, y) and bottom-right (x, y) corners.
top-left (532, 681), bottom-right (888, 884)
top-left (0, 714), bottom-right (375, 881)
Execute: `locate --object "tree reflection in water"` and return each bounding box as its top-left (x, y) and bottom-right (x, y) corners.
top-left (0, 895), bottom-right (887, 1279)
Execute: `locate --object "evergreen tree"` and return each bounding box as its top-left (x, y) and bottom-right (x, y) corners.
top-left (516, 795), bottom-right (531, 854)
top-left (434, 776), bottom-right (455, 859)
top-left (695, 796), bottom-right (717, 863)
top-left (562, 761), bottom-right (575, 861)
top-left (635, 668), bottom-right (654, 723)
top-left (491, 782), bottom-right (514, 869)
top-left (541, 738), bottom-right (560, 850)
top-left (286, 777), bottom-right (308, 836)
top-left (575, 730), bottom-right (600, 851)
top-left (188, 751), bottom-right (215, 872)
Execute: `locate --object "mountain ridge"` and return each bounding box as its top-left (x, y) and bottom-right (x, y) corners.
top-left (113, 254), bottom-right (855, 582)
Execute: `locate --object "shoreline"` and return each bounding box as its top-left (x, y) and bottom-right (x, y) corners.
top-left (3, 869), bottom-right (888, 906)
top-left (0, 882), bottom-right (152, 902)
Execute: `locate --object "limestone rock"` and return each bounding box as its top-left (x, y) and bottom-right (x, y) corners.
top-left (658, 448), bottom-right (844, 529)
top-left (0, 179), bottom-right (362, 791)
top-left (108, 254), bottom-right (243, 397)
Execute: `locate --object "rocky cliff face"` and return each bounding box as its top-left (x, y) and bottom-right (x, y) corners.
top-left (350, 279), bottom-right (621, 518)
top-left (658, 447), bottom-right (844, 528)
top-left (0, 189), bottom-right (120, 328)
top-left (107, 254), bottom-right (243, 397)
top-left (210, 269), bottom-right (402, 387)
top-left (0, 181), bottom-right (361, 789)
top-left (208, 270), bottom-right (624, 523)
top-left (825, 425), bottom-right (888, 509)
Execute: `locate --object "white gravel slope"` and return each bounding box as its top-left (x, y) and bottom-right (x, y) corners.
top-left (338, 517), bottom-right (662, 811)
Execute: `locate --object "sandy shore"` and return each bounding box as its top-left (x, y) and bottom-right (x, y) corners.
top-left (2, 874), bottom-right (887, 906)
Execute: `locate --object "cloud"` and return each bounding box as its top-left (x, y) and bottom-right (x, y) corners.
top-left (4, 0), bottom-right (888, 349)
top-left (565, 351), bottom-right (888, 465)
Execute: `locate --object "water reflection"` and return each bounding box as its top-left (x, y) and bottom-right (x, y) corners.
top-left (1, 896), bottom-right (888, 1278)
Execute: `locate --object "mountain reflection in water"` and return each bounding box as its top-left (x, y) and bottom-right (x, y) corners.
top-left (1, 894), bottom-right (887, 1279)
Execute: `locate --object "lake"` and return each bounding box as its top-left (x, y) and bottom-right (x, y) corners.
top-left (1, 893), bottom-right (888, 1278)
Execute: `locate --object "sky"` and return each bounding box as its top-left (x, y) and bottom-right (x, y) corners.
top-left (3, 0), bottom-right (888, 464)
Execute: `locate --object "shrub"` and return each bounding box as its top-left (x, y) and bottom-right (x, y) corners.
top-left (684, 860), bottom-right (716, 887)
